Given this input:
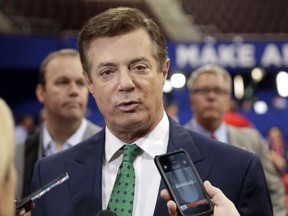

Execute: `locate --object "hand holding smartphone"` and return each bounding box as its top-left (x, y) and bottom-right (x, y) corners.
top-left (154, 150), bottom-right (214, 216)
top-left (16, 172), bottom-right (69, 214)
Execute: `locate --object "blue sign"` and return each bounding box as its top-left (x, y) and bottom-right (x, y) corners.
top-left (167, 40), bottom-right (288, 73)
top-left (1, 34), bottom-right (288, 73)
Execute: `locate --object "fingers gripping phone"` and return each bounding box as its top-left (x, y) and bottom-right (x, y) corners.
top-left (154, 150), bottom-right (214, 216)
top-left (16, 172), bottom-right (69, 213)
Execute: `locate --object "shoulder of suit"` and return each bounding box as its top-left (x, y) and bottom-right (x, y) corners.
top-left (228, 125), bottom-right (261, 137)
top-left (184, 119), bottom-right (193, 130)
top-left (86, 120), bottom-right (102, 131)
top-left (227, 125), bottom-right (266, 153)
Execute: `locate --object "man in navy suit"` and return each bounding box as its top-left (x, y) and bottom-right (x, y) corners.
top-left (31, 7), bottom-right (272, 216)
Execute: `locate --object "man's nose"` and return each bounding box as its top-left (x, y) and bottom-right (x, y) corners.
top-left (118, 70), bottom-right (135, 92)
top-left (206, 89), bottom-right (217, 97)
top-left (68, 82), bottom-right (81, 95)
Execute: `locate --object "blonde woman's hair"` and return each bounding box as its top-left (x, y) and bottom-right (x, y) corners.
top-left (0, 98), bottom-right (14, 184)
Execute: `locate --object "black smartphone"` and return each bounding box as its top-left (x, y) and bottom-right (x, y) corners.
top-left (16, 172), bottom-right (69, 213)
top-left (154, 149), bottom-right (214, 216)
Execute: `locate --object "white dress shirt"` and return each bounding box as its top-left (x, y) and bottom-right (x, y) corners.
top-left (15, 125), bottom-right (29, 143)
top-left (42, 119), bottom-right (88, 156)
top-left (102, 113), bottom-right (170, 216)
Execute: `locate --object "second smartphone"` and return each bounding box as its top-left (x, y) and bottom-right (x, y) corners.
top-left (16, 172), bottom-right (69, 213)
top-left (154, 149), bottom-right (214, 216)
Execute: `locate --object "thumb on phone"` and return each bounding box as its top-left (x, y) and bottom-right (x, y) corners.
top-left (204, 181), bottom-right (240, 216)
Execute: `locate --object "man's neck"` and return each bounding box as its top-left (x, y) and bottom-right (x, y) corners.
top-left (46, 118), bottom-right (83, 146)
top-left (197, 119), bottom-right (222, 133)
top-left (108, 111), bottom-right (164, 144)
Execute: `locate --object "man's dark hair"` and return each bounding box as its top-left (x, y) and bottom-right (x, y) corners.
top-left (78, 7), bottom-right (168, 79)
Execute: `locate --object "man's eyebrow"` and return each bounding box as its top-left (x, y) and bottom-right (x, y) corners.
top-left (129, 57), bottom-right (149, 65)
top-left (96, 57), bottom-right (150, 69)
top-left (55, 75), bottom-right (69, 80)
top-left (97, 62), bottom-right (117, 69)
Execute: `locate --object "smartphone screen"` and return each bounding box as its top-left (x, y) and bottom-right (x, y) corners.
top-left (16, 172), bottom-right (69, 213)
top-left (155, 150), bottom-right (213, 216)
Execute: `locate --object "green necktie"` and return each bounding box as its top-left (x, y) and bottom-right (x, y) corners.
top-left (107, 144), bottom-right (141, 216)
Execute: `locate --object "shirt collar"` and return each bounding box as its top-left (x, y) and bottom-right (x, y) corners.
top-left (191, 119), bottom-right (229, 143)
top-left (105, 113), bottom-right (170, 163)
top-left (43, 118), bottom-right (88, 151)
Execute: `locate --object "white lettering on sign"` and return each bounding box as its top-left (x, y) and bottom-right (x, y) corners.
top-left (201, 44), bottom-right (218, 64)
top-left (176, 44), bottom-right (199, 68)
top-left (261, 44), bottom-right (282, 67)
top-left (175, 42), bottom-right (288, 69)
top-left (237, 44), bottom-right (255, 67)
top-left (175, 43), bottom-right (256, 68)
top-left (218, 44), bottom-right (236, 67)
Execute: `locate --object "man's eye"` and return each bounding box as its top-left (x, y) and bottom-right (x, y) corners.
top-left (132, 64), bottom-right (147, 72)
top-left (57, 80), bottom-right (68, 85)
top-left (77, 81), bottom-right (86, 87)
top-left (100, 69), bottom-right (112, 76)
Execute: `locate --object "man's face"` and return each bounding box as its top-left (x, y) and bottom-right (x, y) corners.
top-left (37, 55), bottom-right (88, 122)
top-left (84, 29), bottom-right (169, 136)
top-left (190, 72), bottom-right (230, 126)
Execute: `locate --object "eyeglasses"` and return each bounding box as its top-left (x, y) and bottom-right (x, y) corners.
top-left (191, 87), bottom-right (229, 96)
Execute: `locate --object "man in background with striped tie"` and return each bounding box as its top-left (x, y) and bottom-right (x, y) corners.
top-left (31, 7), bottom-right (272, 216)
top-left (184, 64), bottom-right (286, 216)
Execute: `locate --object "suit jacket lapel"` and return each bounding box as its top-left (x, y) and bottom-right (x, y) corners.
top-left (64, 130), bottom-right (105, 215)
top-left (154, 118), bottom-right (215, 215)
top-left (60, 120), bottom-right (215, 215)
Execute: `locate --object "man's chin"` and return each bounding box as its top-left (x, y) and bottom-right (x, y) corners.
top-left (202, 114), bottom-right (219, 122)
top-left (63, 112), bottom-right (83, 120)
top-left (111, 115), bottom-right (145, 130)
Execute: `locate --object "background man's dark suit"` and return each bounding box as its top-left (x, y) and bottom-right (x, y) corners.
top-left (31, 119), bottom-right (272, 216)
top-left (15, 120), bottom-right (101, 200)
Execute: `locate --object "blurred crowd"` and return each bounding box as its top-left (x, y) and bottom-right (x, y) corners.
top-left (9, 62), bottom-right (288, 215)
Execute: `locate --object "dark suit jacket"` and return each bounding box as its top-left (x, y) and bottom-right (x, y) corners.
top-left (31, 119), bottom-right (272, 216)
top-left (185, 120), bottom-right (286, 215)
top-left (16, 120), bottom-right (101, 200)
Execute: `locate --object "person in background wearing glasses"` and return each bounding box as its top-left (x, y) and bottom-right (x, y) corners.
top-left (31, 8), bottom-right (272, 216)
top-left (184, 64), bottom-right (286, 216)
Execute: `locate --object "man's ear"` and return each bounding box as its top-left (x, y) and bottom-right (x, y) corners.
top-left (83, 71), bottom-right (94, 94)
top-left (162, 58), bottom-right (170, 84)
top-left (35, 84), bottom-right (44, 103)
